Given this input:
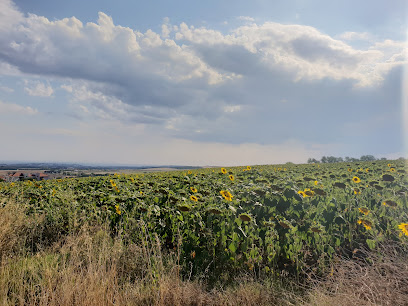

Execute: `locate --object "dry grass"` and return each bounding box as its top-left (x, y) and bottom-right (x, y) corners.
top-left (304, 244), bottom-right (408, 306)
top-left (1, 201), bottom-right (407, 305)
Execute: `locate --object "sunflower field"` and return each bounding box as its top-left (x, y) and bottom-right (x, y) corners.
top-left (1, 160), bottom-right (407, 281)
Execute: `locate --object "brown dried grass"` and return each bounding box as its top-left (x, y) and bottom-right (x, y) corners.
top-left (304, 244), bottom-right (408, 306)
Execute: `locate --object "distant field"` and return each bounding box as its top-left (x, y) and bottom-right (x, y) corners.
top-left (81, 167), bottom-right (192, 175)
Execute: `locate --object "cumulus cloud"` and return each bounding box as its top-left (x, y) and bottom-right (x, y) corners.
top-left (0, 100), bottom-right (37, 115)
top-left (176, 22), bottom-right (406, 87)
top-left (0, 0), bottom-right (406, 151)
top-left (24, 81), bottom-right (54, 97)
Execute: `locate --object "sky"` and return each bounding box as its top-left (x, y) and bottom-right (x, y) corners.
top-left (0, 0), bottom-right (407, 166)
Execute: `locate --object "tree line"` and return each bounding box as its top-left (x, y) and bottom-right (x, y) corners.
top-left (307, 155), bottom-right (385, 164)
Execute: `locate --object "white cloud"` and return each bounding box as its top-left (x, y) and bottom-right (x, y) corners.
top-left (0, 85), bottom-right (14, 93)
top-left (237, 16), bottom-right (255, 22)
top-left (338, 31), bottom-right (371, 41)
top-left (176, 22), bottom-right (406, 87)
top-left (0, 100), bottom-right (37, 115)
top-left (24, 81), bottom-right (54, 97)
top-left (223, 105), bottom-right (241, 113)
top-left (0, 0), bottom-right (23, 33)
top-left (161, 24), bottom-right (171, 38)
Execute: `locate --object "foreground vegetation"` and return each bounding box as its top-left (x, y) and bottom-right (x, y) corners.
top-left (0, 160), bottom-right (407, 305)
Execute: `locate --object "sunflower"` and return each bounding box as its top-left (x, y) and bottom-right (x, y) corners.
top-left (390, 168), bottom-right (396, 172)
top-left (220, 190), bottom-right (233, 201)
top-left (115, 205), bottom-right (121, 215)
top-left (208, 208), bottom-right (222, 215)
top-left (357, 219), bottom-right (372, 230)
top-left (398, 223), bottom-right (408, 237)
top-left (366, 168), bottom-right (370, 172)
top-left (188, 170), bottom-right (192, 174)
top-left (314, 180), bottom-right (318, 185)
top-left (358, 207), bottom-right (370, 215)
top-left (348, 168), bottom-right (353, 172)
top-left (387, 163), bottom-right (392, 167)
top-left (224, 193), bottom-right (233, 201)
top-left (298, 191), bottom-right (306, 197)
top-left (190, 195), bottom-right (198, 202)
top-left (246, 166), bottom-right (251, 170)
top-left (304, 188), bottom-right (314, 197)
top-left (239, 213), bottom-right (252, 222)
top-left (279, 221), bottom-right (291, 229)
top-left (310, 227), bottom-right (322, 233)
top-left (382, 200), bottom-right (397, 208)
top-left (229, 175), bottom-right (234, 181)
top-left (352, 176), bottom-right (361, 183)
top-left (221, 168), bottom-right (227, 174)
top-left (190, 187), bottom-right (198, 193)
top-left (178, 205), bottom-right (191, 212)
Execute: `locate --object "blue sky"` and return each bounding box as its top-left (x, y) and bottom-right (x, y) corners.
top-left (0, 0), bottom-right (407, 165)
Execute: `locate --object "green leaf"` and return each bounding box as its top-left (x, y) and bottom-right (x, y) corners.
top-left (229, 242), bottom-right (237, 253)
top-left (366, 239), bottom-right (376, 250)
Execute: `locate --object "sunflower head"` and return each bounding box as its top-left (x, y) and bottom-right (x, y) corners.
top-left (246, 166), bottom-right (251, 170)
top-left (358, 207), bottom-right (370, 215)
top-left (398, 223), bottom-right (408, 237)
top-left (352, 176), bottom-right (361, 183)
top-left (190, 195), bottom-right (198, 202)
top-left (357, 219), bottom-right (372, 230)
top-left (208, 208), bottom-right (222, 215)
top-left (221, 168), bottom-right (227, 174)
top-left (279, 221), bottom-right (291, 229)
top-left (310, 227), bottom-right (322, 233)
top-left (229, 175), bottom-right (234, 181)
top-left (382, 200), bottom-right (397, 208)
top-left (298, 190), bottom-right (306, 197)
top-left (178, 205), bottom-right (191, 212)
top-left (304, 188), bottom-right (315, 197)
top-left (220, 190), bottom-right (233, 201)
top-left (239, 213), bottom-right (252, 222)
top-left (190, 187), bottom-right (198, 193)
